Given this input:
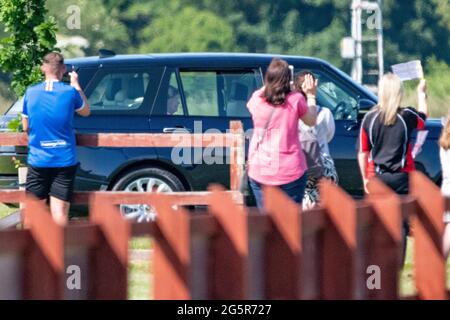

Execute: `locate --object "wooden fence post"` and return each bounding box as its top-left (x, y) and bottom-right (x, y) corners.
top-left (207, 184), bottom-right (249, 299)
top-left (301, 207), bottom-right (326, 299)
top-left (22, 196), bottom-right (65, 299)
top-left (320, 180), bottom-right (357, 299)
top-left (0, 229), bottom-right (31, 299)
top-left (229, 121), bottom-right (245, 191)
top-left (365, 178), bottom-right (403, 299)
top-left (151, 196), bottom-right (192, 299)
top-left (409, 171), bottom-right (447, 300)
top-left (89, 193), bottom-right (130, 299)
top-left (263, 186), bottom-right (302, 299)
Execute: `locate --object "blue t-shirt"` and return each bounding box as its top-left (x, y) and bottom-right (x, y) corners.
top-left (22, 80), bottom-right (85, 168)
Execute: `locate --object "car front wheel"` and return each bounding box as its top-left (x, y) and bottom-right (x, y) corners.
top-left (112, 167), bottom-right (185, 222)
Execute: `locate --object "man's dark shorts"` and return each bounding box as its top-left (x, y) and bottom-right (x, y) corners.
top-left (25, 165), bottom-right (78, 202)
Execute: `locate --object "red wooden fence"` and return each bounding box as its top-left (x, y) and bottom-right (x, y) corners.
top-left (0, 121), bottom-right (447, 299)
top-left (0, 120), bottom-right (246, 200)
top-left (0, 171), bottom-right (448, 300)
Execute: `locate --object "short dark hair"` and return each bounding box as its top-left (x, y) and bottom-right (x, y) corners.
top-left (294, 70), bottom-right (316, 98)
top-left (42, 52), bottom-right (64, 73)
top-left (262, 58), bottom-right (291, 106)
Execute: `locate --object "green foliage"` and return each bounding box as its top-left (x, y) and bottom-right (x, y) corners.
top-left (138, 6), bottom-right (235, 53)
top-left (7, 113), bottom-right (22, 132)
top-left (424, 57), bottom-right (450, 101)
top-left (403, 56), bottom-right (450, 118)
top-left (11, 156), bottom-right (25, 169)
top-left (37, 0), bottom-right (450, 74)
top-left (380, 0), bottom-right (450, 69)
top-left (46, 0), bottom-right (128, 57)
top-left (2, 0), bottom-right (450, 108)
top-left (0, 0), bottom-right (57, 96)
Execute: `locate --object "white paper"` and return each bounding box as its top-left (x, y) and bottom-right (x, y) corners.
top-left (412, 130), bottom-right (428, 159)
top-left (391, 60), bottom-right (424, 81)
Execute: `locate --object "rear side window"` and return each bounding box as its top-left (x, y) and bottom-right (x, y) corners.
top-left (220, 70), bottom-right (262, 117)
top-left (63, 66), bottom-right (97, 90)
top-left (180, 71), bottom-right (218, 116)
top-left (152, 68), bottom-right (263, 117)
top-left (6, 97), bottom-right (23, 116)
top-left (86, 67), bottom-right (162, 115)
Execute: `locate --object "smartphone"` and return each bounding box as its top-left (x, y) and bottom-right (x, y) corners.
top-left (62, 64), bottom-right (76, 84)
top-left (288, 65), bottom-right (294, 86)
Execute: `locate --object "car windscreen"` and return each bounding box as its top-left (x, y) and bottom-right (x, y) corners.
top-left (5, 97), bottom-right (23, 116)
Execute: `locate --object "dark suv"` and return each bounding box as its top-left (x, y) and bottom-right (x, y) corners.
top-left (0, 52), bottom-right (443, 219)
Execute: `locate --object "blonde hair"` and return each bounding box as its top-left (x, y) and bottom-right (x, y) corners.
top-left (440, 114), bottom-right (450, 150)
top-left (377, 73), bottom-right (404, 126)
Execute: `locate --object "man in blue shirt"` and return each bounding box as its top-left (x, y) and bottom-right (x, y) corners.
top-left (21, 52), bottom-right (90, 225)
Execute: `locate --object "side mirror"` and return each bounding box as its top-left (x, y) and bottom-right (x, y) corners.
top-left (357, 98), bottom-right (377, 121)
top-left (358, 98), bottom-right (377, 111)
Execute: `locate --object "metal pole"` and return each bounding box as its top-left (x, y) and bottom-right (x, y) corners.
top-left (377, 0), bottom-right (384, 82)
top-left (351, 0), bottom-right (363, 84)
top-left (356, 4), bottom-right (363, 84)
top-left (351, 1), bottom-right (357, 81)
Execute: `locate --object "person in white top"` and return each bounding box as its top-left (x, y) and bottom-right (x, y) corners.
top-left (294, 71), bottom-right (338, 210)
top-left (439, 115), bottom-right (450, 259)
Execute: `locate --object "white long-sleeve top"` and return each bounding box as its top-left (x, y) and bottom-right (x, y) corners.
top-left (298, 106), bottom-right (335, 155)
top-left (440, 147), bottom-right (450, 196)
top-left (440, 147), bottom-right (450, 223)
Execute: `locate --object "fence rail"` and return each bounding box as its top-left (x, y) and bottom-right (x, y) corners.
top-left (0, 171), bottom-right (448, 299)
top-left (0, 120), bottom-right (246, 192)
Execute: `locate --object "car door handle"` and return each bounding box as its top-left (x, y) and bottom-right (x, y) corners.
top-left (344, 122), bottom-right (359, 131)
top-left (163, 127), bottom-right (192, 133)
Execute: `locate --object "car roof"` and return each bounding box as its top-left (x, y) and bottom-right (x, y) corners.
top-left (65, 52), bottom-right (327, 68)
top-left (65, 52), bottom-right (378, 101)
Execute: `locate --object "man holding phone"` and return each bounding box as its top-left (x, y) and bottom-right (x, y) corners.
top-left (21, 52), bottom-right (90, 225)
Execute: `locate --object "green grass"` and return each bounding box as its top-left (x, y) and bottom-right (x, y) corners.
top-left (399, 237), bottom-right (417, 296)
top-left (400, 237), bottom-right (450, 297)
top-left (130, 236), bottom-right (152, 250)
top-left (128, 237), bottom-right (153, 300)
top-left (0, 203), bottom-right (17, 219)
top-left (128, 260), bottom-right (153, 300)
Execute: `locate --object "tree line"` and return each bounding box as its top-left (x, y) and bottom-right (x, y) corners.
top-left (46, 0), bottom-right (450, 70)
top-left (1, 0), bottom-right (450, 113)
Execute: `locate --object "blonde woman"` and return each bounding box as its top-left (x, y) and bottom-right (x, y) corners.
top-left (358, 73), bottom-right (428, 194)
top-left (358, 73), bottom-right (428, 262)
top-left (439, 115), bottom-right (450, 259)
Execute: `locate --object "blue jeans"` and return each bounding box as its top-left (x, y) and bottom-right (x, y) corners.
top-left (249, 175), bottom-right (307, 211)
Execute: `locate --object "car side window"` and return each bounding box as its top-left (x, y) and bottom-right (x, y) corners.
top-left (87, 70), bottom-right (151, 113)
top-left (180, 71), bottom-right (219, 116)
top-left (177, 69), bottom-right (262, 117)
top-left (220, 70), bottom-right (262, 118)
top-left (298, 70), bottom-right (358, 120)
top-left (151, 69), bottom-right (184, 116)
top-left (6, 97), bottom-right (24, 116)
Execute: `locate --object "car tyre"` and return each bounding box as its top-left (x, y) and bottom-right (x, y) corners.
top-left (112, 167), bottom-right (185, 222)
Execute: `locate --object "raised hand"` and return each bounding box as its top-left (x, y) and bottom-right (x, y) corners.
top-left (417, 78), bottom-right (427, 94)
top-left (302, 74), bottom-right (318, 97)
top-left (69, 70), bottom-right (81, 91)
